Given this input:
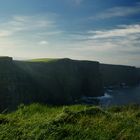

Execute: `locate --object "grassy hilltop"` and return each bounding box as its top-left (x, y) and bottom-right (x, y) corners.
top-left (0, 104), bottom-right (140, 140)
top-left (28, 58), bottom-right (59, 62)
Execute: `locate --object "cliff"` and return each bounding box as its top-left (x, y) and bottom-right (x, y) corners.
top-left (100, 64), bottom-right (139, 87)
top-left (0, 57), bottom-right (139, 112)
top-left (0, 58), bottom-right (103, 111)
top-left (137, 68), bottom-right (140, 82)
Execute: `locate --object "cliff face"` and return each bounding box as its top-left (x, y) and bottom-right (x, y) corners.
top-left (100, 64), bottom-right (139, 87)
top-left (0, 57), bottom-right (37, 111)
top-left (0, 58), bottom-right (103, 111)
top-left (137, 68), bottom-right (140, 82)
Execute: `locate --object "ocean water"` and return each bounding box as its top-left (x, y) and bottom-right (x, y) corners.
top-left (100, 85), bottom-right (140, 106)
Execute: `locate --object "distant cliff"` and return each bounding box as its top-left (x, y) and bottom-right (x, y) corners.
top-left (0, 58), bottom-right (103, 111)
top-left (100, 64), bottom-right (139, 87)
top-left (137, 68), bottom-right (140, 82)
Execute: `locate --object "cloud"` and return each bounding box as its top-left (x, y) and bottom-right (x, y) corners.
top-left (88, 24), bottom-right (140, 39)
top-left (0, 15), bottom-right (55, 37)
top-left (62, 23), bottom-right (140, 66)
top-left (90, 3), bottom-right (140, 19)
top-left (13, 15), bottom-right (54, 28)
top-left (36, 31), bottom-right (64, 37)
top-left (39, 40), bottom-right (49, 45)
top-left (0, 30), bottom-right (13, 37)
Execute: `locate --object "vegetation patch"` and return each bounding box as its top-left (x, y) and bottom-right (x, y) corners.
top-left (27, 58), bottom-right (60, 62)
top-left (0, 104), bottom-right (140, 140)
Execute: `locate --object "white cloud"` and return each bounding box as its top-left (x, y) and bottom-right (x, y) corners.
top-left (88, 24), bottom-right (140, 39)
top-left (0, 15), bottom-right (55, 37)
top-left (90, 3), bottom-right (140, 19)
top-left (13, 15), bottom-right (54, 28)
top-left (0, 30), bottom-right (13, 37)
top-left (61, 23), bottom-right (140, 66)
top-left (36, 31), bottom-right (64, 37)
top-left (39, 40), bottom-right (49, 45)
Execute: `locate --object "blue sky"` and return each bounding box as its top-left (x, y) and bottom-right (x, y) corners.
top-left (0, 0), bottom-right (140, 66)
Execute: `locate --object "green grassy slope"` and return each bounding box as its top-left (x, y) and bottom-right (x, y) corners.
top-left (28, 58), bottom-right (60, 62)
top-left (0, 104), bottom-right (140, 140)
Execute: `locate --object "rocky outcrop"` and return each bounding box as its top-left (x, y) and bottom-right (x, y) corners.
top-left (0, 58), bottom-right (103, 111)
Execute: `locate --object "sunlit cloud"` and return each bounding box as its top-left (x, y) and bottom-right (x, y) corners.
top-left (39, 40), bottom-right (49, 45)
top-left (88, 24), bottom-right (140, 39)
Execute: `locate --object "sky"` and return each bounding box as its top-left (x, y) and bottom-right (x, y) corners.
top-left (0, 0), bottom-right (140, 67)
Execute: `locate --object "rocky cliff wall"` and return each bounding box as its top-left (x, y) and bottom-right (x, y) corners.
top-left (100, 64), bottom-right (139, 87)
top-left (0, 58), bottom-right (103, 111)
top-left (137, 68), bottom-right (140, 83)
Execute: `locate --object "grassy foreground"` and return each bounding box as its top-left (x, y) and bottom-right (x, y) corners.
top-left (0, 104), bottom-right (140, 140)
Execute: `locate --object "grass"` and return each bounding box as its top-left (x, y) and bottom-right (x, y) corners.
top-left (27, 58), bottom-right (60, 62)
top-left (0, 103), bottom-right (140, 140)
